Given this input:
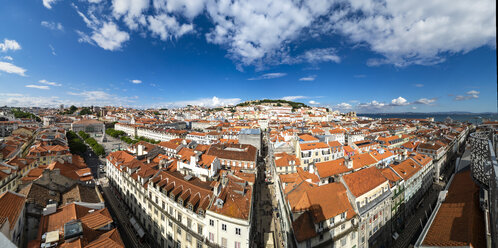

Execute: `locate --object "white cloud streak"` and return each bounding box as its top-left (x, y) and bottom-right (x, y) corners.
top-left (42, 0), bottom-right (58, 9)
top-left (0, 61), bottom-right (26, 76)
top-left (299, 75), bottom-right (316, 81)
top-left (248, 72), bottom-right (286, 80)
top-left (156, 96), bottom-right (241, 108)
top-left (39, 79), bottom-right (62, 86)
top-left (26, 85), bottom-right (50, 90)
top-left (455, 90), bottom-right (480, 101)
top-left (41, 21), bottom-right (64, 31)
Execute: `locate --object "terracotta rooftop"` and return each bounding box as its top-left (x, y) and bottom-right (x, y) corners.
top-left (206, 143), bottom-right (257, 162)
top-left (390, 159), bottom-right (422, 181)
top-left (210, 175), bottom-right (252, 220)
top-left (422, 169), bottom-right (485, 247)
top-left (299, 142), bottom-right (329, 151)
top-left (274, 152), bottom-right (300, 167)
top-left (0, 191), bottom-right (26, 230)
top-left (315, 158), bottom-right (351, 178)
top-left (342, 166), bottom-right (387, 197)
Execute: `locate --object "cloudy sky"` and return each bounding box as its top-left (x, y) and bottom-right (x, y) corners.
top-left (0, 0), bottom-right (496, 112)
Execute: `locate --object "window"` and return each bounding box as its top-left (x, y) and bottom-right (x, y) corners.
top-left (198, 225), bottom-right (203, 235)
top-left (341, 237), bottom-right (347, 246)
top-left (187, 218), bottom-right (192, 228)
top-left (351, 231), bottom-right (356, 240)
top-left (235, 228), bottom-right (241, 235)
top-left (235, 241), bottom-right (241, 248)
top-left (177, 226), bottom-right (182, 235)
top-left (186, 233), bottom-right (192, 243)
top-left (197, 241), bottom-right (203, 248)
top-left (222, 224), bottom-right (227, 231)
top-left (209, 232), bottom-right (214, 242)
top-left (341, 212), bottom-right (346, 219)
top-left (178, 213), bottom-right (182, 222)
top-left (341, 224), bottom-right (345, 230)
top-left (168, 220), bottom-right (172, 227)
top-left (319, 234), bottom-right (324, 240)
top-left (209, 219), bottom-right (214, 226)
top-left (221, 238), bottom-right (227, 248)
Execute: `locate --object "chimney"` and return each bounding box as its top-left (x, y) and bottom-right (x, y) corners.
top-left (137, 144), bottom-right (144, 156)
top-left (345, 157), bottom-right (353, 169)
top-left (213, 181), bottom-right (221, 196)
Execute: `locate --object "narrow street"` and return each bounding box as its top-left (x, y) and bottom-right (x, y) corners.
top-left (100, 180), bottom-right (152, 248)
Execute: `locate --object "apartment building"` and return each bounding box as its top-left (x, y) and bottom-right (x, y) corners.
top-left (328, 141), bottom-right (344, 160)
top-left (274, 152), bottom-right (300, 175)
top-left (297, 142), bottom-right (333, 171)
top-left (206, 174), bottom-right (253, 248)
top-left (291, 182), bottom-right (359, 248)
top-left (206, 144), bottom-right (257, 172)
top-left (342, 167), bottom-right (392, 248)
top-left (106, 150), bottom-right (254, 248)
top-left (0, 191), bottom-right (26, 247)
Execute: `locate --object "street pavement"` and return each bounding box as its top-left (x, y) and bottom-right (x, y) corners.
top-left (100, 180), bottom-right (152, 248)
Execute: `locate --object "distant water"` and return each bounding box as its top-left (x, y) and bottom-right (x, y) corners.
top-left (357, 113), bottom-right (498, 124)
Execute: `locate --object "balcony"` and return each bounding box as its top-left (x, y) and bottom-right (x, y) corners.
top-left (357, 189), bottom-right (391, 215)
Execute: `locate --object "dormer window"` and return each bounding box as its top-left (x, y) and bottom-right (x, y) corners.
top-left (188, 204), bottom-right (193, 211)
top-left (178, 199), bottom-right (183, 205)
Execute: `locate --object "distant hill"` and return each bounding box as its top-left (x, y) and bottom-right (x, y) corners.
top-left (236, 99), bottom-right (309, 109)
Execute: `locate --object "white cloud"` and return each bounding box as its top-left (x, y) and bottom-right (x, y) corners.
top-left (2, 56), bottom-right (13, 61)
top-left (26, 85), bottom-right (50, 90)
top-left (41, 21), bottom-right (64, 31)
top-left (39, 79), bottom-right (61, 86)
top-left (90, 22), bottom-right (130, 51)
top-left (131, 79), bottom-right (142, 84)
top-left (42, 0), bottom-right (58, 9)
top-left (112, 0), bottom-right (149, 29)
top-left (299, 48), bottom-right (340, 64)
top-left (0, 39), bottom-right (21, 52)
top-left (248, 72), bottom-right (286, 80)
top-left (67, 90), bottom-right (137, 105)
top-left (299, 75), bottom-right (316, 81)
top-left (414, 84), bottom-right (424, 87)
top-left (390, 96), bottom-right (408, 106)
top-left (75, 0), bottom-right (495, 68)
top-left (147, 14), bottom-right (194, 40)
top-left (49, 44), bottom-right (56, 56)
top-left (0, 94), bottom-right (65, 107)
top-left (455, 90), bottom-right (480, 101)
top-left (281, 96), bottom-right (307, 101)
top-left (332, 0), bottom-right (496, 66)
top-left (309, 100), bottom-right (319, 105)
top-left (358, 100), bottom-right (387, 110)
top-left (153, 0), bottom-right (205, 19)
top-left (335, 102), bottom-right (352, 110)
top-left (413, 98), bottom-right (436, 104)
top-left (157, 96), bottom-right (241, 108)
top-left (0, 61), bottom-right (26, 76)
top-left (74, 5), bottom-right (130, 51)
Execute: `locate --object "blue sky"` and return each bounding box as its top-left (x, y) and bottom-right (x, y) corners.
top-left (0, 0), bottom-right (496, 112)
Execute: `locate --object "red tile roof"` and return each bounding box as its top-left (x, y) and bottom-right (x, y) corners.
top-left (0, 191), bottom-right (26, 230)
top-left (342, 166), bottom-right (387, 197)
